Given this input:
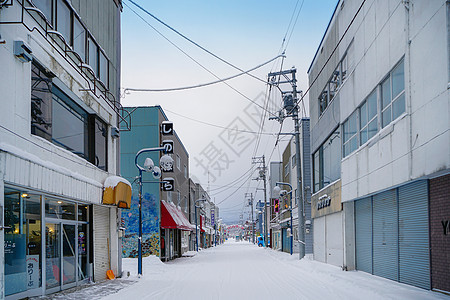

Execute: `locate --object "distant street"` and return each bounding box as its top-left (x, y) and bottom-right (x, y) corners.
top-left (102, 240), bottom-right (446, 300)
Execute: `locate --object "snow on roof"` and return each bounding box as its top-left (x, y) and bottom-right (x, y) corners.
top-left (104, 176), bottom-right (131, 189)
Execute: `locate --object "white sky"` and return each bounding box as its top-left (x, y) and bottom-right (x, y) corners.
top-left (120, 0), bottom-right (339, 223)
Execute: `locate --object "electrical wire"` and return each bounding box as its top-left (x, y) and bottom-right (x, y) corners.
top-left (297, 0), bottom-right (366, 106)
top-left (123, 55), bottom-right (283, 93)
top-left (123, 1), bottom-right (278, 118)
top-left (126, 0), bottom-right (267, 84)
top-left (163, 108), bottom-right (277, 136)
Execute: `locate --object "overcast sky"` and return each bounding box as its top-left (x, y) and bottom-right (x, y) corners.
top-left (120, 0), bottom-right (338, 224)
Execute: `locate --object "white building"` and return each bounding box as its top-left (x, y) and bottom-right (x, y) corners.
top-left (308, 0), bottom-right (449, 292)
top-left (0, 0), bottom-right (125, 298)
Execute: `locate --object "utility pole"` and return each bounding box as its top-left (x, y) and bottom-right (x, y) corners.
top-left (268, 67), bottom-right (305, 259)
top-left (245, 193), bottom-right (255, 244)
top-left (252, 155), bottom-right (268, 248)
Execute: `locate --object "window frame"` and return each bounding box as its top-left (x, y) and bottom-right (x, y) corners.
top-left (312, 127), bottom-right (341, 193)
top-left (31, 61), bottom-right (109, 171)
top-left (382, 58), bottom-right (405, 128)
top-left (342, 110), bottom-right (358, 157)
top-left (318, 52), bottom-right (348, 117)
top-left (30, 0), bottom-right (110, 85)
top-left (359, 88), bottom-right (378, 146)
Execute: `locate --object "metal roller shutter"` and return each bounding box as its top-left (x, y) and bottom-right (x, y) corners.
top-left (355, 197), bottom-right (372, 274)
top-left (373, 190), bottom-right (398, 281)
top-left (326, 212), bottom-right (343, 267)
top-left (313, 217), bottom-right (326, 262)
top-left (398, 180), bottom-right (430, 289)
top-left (93, 205), bottom-right (110, 282)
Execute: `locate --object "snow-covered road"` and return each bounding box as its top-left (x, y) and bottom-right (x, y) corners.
top-left (105, 240), bottom-right (447, 300)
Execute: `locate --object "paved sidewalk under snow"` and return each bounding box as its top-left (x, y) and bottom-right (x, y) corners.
top-left (101, 240), bottom-right (447, 300)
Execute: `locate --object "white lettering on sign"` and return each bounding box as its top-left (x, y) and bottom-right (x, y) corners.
top-left (161, 121), bottom-right (173, 135)
top-left (317, 194), bottom-right (331, 210)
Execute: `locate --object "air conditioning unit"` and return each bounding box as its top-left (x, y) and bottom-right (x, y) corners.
top-left (14, 40), bottom-right (32, 63)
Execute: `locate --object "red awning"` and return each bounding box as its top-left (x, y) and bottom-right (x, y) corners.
top-left (200, 215), bottom-right (205, 233)
top-left (161, 200), bottom-right (194, 231)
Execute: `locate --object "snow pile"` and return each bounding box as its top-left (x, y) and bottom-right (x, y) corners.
top-left (103, 176), bottom-right (131, 189)
top-left (121, 255), bottom-right (166, 278)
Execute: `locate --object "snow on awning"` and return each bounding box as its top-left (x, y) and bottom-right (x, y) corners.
top-left (161, 200), bottom-right (194, 231)
top-left (103, 176), bottom-right (132, 209)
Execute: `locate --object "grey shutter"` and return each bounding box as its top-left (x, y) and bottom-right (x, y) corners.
top-left (373, 189), bottom-right (398, 281)
top-left (355, 197), bottom-right (372, 273)
top-left (93, 205), bottom-right (110, 282)
top-left (399, 180), bottom-right (430, 289)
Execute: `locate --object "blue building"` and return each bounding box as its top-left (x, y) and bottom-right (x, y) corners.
top-left (120, 106), bottom-right (191, 260)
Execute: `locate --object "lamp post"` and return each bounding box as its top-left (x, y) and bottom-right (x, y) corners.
top-left (194, 198), bottom-right (206, 252)
top-left (274, 182), bottom-right (293, 255)
top-left (134, 147), bottom-right (167, 276)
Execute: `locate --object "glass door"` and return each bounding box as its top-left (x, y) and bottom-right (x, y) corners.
top-left (62, 224), bottom-right (76, 287)
top-left (45, 223), bottom-right (60, 290)
top-left (45, 222), bottom-right (78, 292)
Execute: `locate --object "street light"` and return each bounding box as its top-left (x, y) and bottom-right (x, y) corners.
top-left (274, 182), bottom-right (294, 255)
top-left (135, 147), bottom-right (169, 276)
top-left (194, 198), bottom-right (206, 252)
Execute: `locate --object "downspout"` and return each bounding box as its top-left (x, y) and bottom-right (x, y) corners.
top-left (404, 0), bottom-right (413, 181)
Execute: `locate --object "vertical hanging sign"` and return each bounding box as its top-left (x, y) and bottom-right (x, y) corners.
top-left (161, 121), bottom-right (173, 136)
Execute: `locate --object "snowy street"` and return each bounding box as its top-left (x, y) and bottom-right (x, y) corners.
top-left (102, 240), bottom-right (447, 300)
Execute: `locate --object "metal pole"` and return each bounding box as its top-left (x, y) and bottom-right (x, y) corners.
top-left (290, 205), bottom-right (293, 255)
top-left (195, 205), bottom-right (198, 252)
top-left (251, 195), bottom-right (255, 244)
top-left (262, 155), bottom-right (268, 248)
top-left (138, 169), bottom-right (143, 276)
top-left (292, 70), bottom-right (305, 259)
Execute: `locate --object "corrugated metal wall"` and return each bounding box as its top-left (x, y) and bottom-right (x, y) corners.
top-left (3, 152), bottom-right (102, 204)
top-left (398, 181), bottom-right (430, 289)
top-left (355, 197), bottom-right (372, 273)
top-left (93, 205), bottom-right (110, 282)
top-left (373, 190), bottom-right (398, 281)
top-left (355, 180), bottom-right (431, 290)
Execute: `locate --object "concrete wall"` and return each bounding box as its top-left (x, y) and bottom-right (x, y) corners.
top-left (0, 0), bottom-right (122, 293)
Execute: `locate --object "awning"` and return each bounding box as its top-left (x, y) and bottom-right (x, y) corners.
top-left (161, 200), bottom-right (194, 231)
top-left (103, 176), bottom-right (132, 209)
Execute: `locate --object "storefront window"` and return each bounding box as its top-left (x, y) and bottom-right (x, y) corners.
top-left (78, 224), bottom-right (88, 280)
top-left (77, 204), bottom-right (88, 222)
top-left (4, 188), bottom-right (42, 296)
top-left (45, 198), bottom-right (76, 220)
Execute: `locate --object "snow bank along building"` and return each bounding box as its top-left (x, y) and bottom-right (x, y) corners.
top-left (0, 0), bottom-right (125, 298)
top-left (120, 106), bottom-right (193, 261)
top-left (308, 0), bottom-right (449, 292)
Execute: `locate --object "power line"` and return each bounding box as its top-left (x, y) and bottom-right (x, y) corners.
top-left (123, 55), bottom-right (283, 93)
top-left (163, 108), bottom-right (278, 136)
top-left (123, 1), bottom-right (277, 118)
top-left (216, 168), bottom-right (257, 205)
top-left (210, 166), bottom-right (256, 193)
top-left (127, 0), bottom-right (267, 84)
top-left (298, 0), bottom-right (366, 106)
top-left (284, 0), bottom-right (305, 52)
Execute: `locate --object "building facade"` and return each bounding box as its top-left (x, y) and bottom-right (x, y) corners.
top-left (120, 106), bottom-right (192, 261)
top-left (0, 0), bottom-right (124, 298)
top-left (309, 0), bottom-right (449, 291)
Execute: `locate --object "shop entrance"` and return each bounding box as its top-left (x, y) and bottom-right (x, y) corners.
top-left (45, 199), bottom-right (89, 294)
